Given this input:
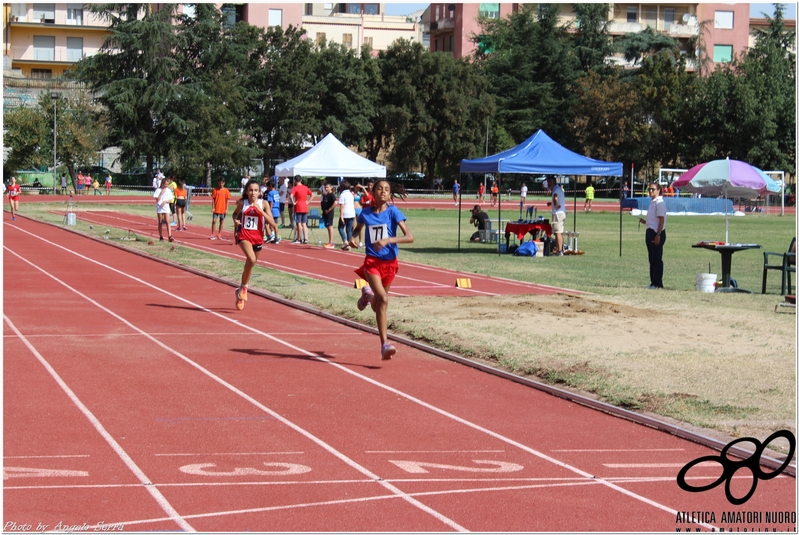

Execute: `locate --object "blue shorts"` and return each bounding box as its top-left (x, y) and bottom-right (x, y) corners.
top-left (294, 212), bottom-right (308, 225)
top-left (213, 212), bottom-right (226, 220)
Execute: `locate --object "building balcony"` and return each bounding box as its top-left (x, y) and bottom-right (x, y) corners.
top-left (608, 20), bottom-right (698, 38)
top-left (429, 17), bottom-right (454, 34)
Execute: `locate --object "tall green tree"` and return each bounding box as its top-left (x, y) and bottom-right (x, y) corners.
top-left (572, 3), bottom-right (615, 74)
top-left (476, 4), bottom-right (580, 145)
top-left (386, 41), bottom-right (493, 180)
top-left (242, 24), bottom-right (319, 173)
top-left (313, 41), bottom-right (377, 150)
top-left (75, 3), bottom-right (186, 177)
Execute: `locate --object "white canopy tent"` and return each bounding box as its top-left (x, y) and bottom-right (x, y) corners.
top-left (275, 133), bottom-right (386, 178)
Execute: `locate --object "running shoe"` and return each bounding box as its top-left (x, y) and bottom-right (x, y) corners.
top-left (168, 236), bottom-right (174, 243)
top-left (239, 286), bottom-right (248, 301)
top-left (381, 343), bottom-right (396, 360)
top-left (359, 242), bottom-right (365, 248)
top-left (357, 286), bottom-right (373, 311)
top-left (323, 243), bottom-right (335, 249)
top-left (11, 217), bottom-right (15, 221)
top-left (291, 239), bottom-right (301, 244)
top-left (301, 239), bottom-right (308, 244)
top-left (341, 244), bottom-right (350, 251)
top-left (274, 237), bottom-right (281, 244)
top-left (171, 221), bottom-right (177, 226)
top-left (182, 226), bottom-right (187, 230)
top-left (266, 234), bottom-right (276, 243)
top-left (235, 287), bottom-right (245, 310)
top-left (209, 236), bottom-right (217, 240)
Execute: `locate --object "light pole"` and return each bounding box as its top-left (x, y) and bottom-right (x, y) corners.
top-left (51, 91), bottom-right (58, 194)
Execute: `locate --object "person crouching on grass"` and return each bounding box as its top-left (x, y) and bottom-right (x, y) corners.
top-left (349, 179), bottom-right (414, 360)
top-left (232, 179), bottom-right (276, 310)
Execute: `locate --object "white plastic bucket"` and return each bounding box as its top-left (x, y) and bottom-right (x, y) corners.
top-left (696, 273), bottom-right (717, 292)
top-left (66, 212), bottom-right (76, 226)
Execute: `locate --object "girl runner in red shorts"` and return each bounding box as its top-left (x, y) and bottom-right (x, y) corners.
top-left (349, 179), bottom-right (414, 360)
top-left (232, 179), bottom-right (276, 310)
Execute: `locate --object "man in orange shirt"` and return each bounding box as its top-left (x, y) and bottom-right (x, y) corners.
top-left (290, 176), bottom-right (314, 244)
top-left (210, 177), bottom-right (232, 240)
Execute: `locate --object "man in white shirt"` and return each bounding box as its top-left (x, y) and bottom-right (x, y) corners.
top-left (546, 176), bottom-right (566, 256)
top-left (640, 183), bottom-right (667, 289)
top-left (278, 178), bottom-right (289, 227)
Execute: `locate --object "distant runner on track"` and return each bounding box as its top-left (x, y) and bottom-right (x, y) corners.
top-left (350, 179), bottom-right (414, 360)
top-left (231, 179), bottom-right (276, 310)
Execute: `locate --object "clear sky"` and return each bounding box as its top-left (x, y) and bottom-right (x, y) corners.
top-left (383, 3), bottom-right (797, 19)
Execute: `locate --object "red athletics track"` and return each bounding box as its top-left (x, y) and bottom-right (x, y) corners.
top-left (4, 214), bottom-right (796, 532)
top-left (72, 209), bottom-right (580, 297)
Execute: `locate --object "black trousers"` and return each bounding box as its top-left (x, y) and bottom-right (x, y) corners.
top-left (645, 228), bottom-right (666, 287)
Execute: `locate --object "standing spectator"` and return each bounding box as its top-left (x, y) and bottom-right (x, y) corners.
top-left (320, 182), bottom-right (338, 248)
top-left (264, 179), bottom-right (281, 243)
top-left (84, 173), bottom-right (92, 194)
top-left (277, 176), bottom-right (289, 227)
top-left (478, 182), bottom-right (485, 205)
top-left (639, 182), bottom-right (667, 289)
top-left (623, 181), bottom-right (630, 198)
top-left (60, 173), bottom-right (68, 195)
top-left (92, 177), bottom-right (100, 195)
top-left (7, 176), bottom-right (20, 220)
top-left (285, 178), bottom-right (295, 230)
top-left (210, 177), bottom-right (231, 240)
top-left (290, 176), bottom-right (313, 244)
top-left (152, 172), bottom-right (161, 191)
top-left (231, 179), bottom-right (276, 310)
top-left (352, 184), bottom-right (363, 246)
top-left (355, 181), bottom-right (374, 247)
top-left (153, 178), bottom-right (174, 242)
top-left (167, 177), bottom-right (178, 226)
top-left (337, 180), bottom-right (356, 250)
top-left (520, 182), bottom-right (528, 210)
top-left (76, 171), bottom-right (84, 195)
top-left (584, 180), bottom-right (595, 212)
top-left (240, 175), bottom-right (249, 195)
top-left (104, 173), bottom-right (112, 195)
top-left (490, 181), bottom-right (499, 206)
top-left (545, 176), bottom-right (566, 256)
top-left (174, 179), bottom-right (188, 231)
top-left (349, 179), bottom-right (414, 360)
top-left (452, 179), bottom-right (460, 205)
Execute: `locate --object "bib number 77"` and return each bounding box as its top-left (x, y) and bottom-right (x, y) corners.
top-left (368, 224), bottom-right (388, 243)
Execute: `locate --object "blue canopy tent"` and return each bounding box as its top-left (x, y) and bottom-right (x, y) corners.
top-left (459, 130), bottom-right (623, 252)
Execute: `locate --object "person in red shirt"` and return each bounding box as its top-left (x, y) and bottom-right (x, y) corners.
top-left (355, 180), bottom-right (374, 247)
top-left (7, 176), bottom-right (21, 221)
top-left (231, 179), bottom-right (276, 310)
top-left (290, 176), bottom-right (314, 244)
top-left (210, 177), bottom-right (232, 240)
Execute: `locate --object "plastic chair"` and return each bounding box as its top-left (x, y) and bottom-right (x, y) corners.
top-left (307, 208), bottom-right (321, 228)
top-left (762, 237), bottom-right (796, 295)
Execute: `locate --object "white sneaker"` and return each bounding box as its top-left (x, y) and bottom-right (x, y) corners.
top-left (357, 286), bottom-right (373, 311)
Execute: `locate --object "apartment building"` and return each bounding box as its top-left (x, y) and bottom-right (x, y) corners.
top-left (3, 3), bottom-right (109, 78)
top-left (422, 3), bottom-right (777, 72)
top-left (302, 3), bottom-right (421, 54)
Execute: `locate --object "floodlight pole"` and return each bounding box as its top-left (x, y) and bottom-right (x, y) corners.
top-left (51, 91), bottom-right (58, 194)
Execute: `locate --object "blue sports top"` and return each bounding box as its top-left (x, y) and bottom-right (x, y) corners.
top-left (357, 205), bottom-right (406, 261)
top-left (267, 189), bottom-right (280, 217)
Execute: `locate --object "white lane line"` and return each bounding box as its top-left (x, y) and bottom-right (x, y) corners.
top-left (8, 473), bottom-right (772, 491)
top-left (3, 314), bottom-right (195, 533)
top-left (4, 332), bottom-right (352, 338)
top-left (3, 240), bottom-right (468, 533)
top-left (154, 452), bottom-right (305, 456)
top-left (7, 226), bottom-right (715, 531)
top-left (553, 448), bottom-right (684, 452)
top-left (603, 463), bottom-right (691, 468)
top-left (4, 455), bottom-right (91, 459)
top-left (365, 450), bottom-right (505, 454)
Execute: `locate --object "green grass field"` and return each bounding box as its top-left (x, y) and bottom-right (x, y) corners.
top-left (11, 199), bottom-right (797, 446)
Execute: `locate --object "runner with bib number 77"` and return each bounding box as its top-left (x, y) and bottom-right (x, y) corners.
top-left (349, 179), bottom-right (414, 360)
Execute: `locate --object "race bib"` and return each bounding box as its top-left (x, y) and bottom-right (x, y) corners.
top-left (243, 214), bottom-right (259, 230)
top-left (368, 223), bottom-right (388, 243)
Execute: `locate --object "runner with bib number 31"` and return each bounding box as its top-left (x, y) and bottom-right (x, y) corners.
top-left (349, 179), bottom-right (414, 361)
top-left (232, 179), bottom-right (276, 311)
